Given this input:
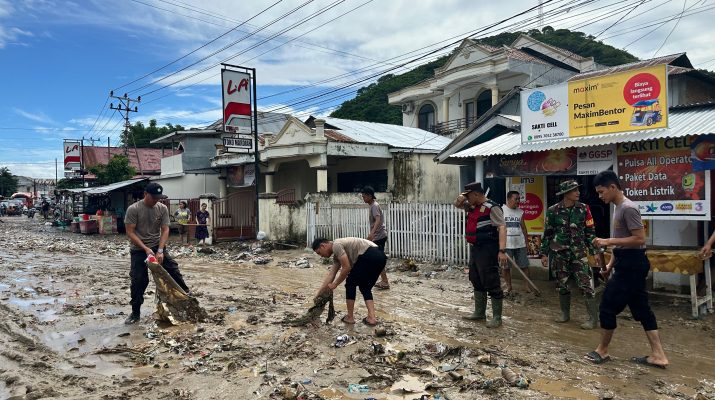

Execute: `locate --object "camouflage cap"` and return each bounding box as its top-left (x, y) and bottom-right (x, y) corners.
top-left (556, 179), bottom-right (580, 196)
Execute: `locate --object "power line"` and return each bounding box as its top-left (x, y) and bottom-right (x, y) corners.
top-left (114, 0), bottom-right (285, 91)
top-left (130, 0), bottom-right (320, 94)
top-left (652, 0), bottom-right (687, 57)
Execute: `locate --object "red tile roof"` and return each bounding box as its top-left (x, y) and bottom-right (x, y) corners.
top-left (324, 129), bottom-right (357, 143)
top-left (82, 146), bottom-right (178, 175)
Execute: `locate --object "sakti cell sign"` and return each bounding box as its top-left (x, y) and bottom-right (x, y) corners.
top-left (616, 136), bottom-right (710, 220)
top-left (569, 64), bottom-right (668, 137)
top-left (521, 83), bottom-right (568, 143)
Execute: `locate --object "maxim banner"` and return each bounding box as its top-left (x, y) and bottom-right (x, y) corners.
top-left (221, 69), bottom-right (252, 134)
top-left (616, 136), bottom-right (710, 220)
top-left (521, 65), bottom-right (668, 142)
top-left (570, 64), bottom-right (668, 137)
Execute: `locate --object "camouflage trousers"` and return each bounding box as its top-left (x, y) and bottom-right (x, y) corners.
top-left (550, 250), bottom-right (595, 298)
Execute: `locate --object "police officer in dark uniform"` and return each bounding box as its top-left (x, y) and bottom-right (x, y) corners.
top-left (454, 182), bottom-right (507, 328)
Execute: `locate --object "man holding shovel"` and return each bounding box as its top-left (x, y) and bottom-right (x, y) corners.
top-left (124, 182), bottom-right (190, 325)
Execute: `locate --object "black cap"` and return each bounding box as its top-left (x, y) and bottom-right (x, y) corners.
top-left (145, 182), bottom-right (168, 199)
top-left (361, 186), bottom-right (375, 198)
top-left (464, 181), bottom-right (486, 194)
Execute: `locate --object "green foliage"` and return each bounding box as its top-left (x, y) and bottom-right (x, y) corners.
top-left (120, 119), bottom-right (184, 149)
top-left (330, 56), bottom-right (449, 124)
top-left (56, 178), bottom-right (83, 190)
top-left (330, 28), bottom-right (639, 123)
top-left (88, 155), bottom-right (137, 186)
top-left (0, 167), bottom-right (19, 197)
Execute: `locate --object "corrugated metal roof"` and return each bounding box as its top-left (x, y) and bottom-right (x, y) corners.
top-left (63, 178), bottom-right (147, 195)
top-left (568, 53), bottom-right (689, 81)
top-left (451, 105), bottom-right (715, 158)
top-left (321, 117), bottom-right (452, 151)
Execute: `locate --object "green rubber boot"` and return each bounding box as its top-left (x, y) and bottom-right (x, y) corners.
top-left (555, 293), bottom-right (571, 323)
top-left (580, 297), bottom-right (599, 330)
top-left (486, 297), bottom-right (503, 328)
top-left (463, 291), bottom-right (487, 321)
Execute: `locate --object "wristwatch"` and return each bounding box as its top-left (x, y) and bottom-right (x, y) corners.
top-left (499, 249), bottom-right (506, 253)
top-left (157, 248), bottom-right (164, 254)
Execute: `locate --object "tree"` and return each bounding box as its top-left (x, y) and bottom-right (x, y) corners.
top-left (88, 155), bottom-right (137, 186)
top-left (56, 178), bottom-right (83, 190)
top-left (0, 167), bottom-right (18, 197)
top-left (120, 119), bottom-right (185, 149)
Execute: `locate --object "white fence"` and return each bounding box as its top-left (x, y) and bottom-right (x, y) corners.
top-left (306, 202), bottom-right (469, 264)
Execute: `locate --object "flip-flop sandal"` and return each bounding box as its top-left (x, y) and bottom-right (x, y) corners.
top-left (374, 282), bottom-right (390, 290)
top-left (341, 315), bottom-right (355, 324)
top-left (584, 351), bottom-right (611, 364)
top-left (362, 317), bottom-right (378, 326)
top-left (630, 356), bottom-right (666, 369)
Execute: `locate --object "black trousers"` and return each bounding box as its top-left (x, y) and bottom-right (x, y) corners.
top-left (345, 247), bottom-right (387, 301)
top-left (373, 237), bottom-right (387, 253)
top-left (469, 241), bottom-right (503, 299)
top-left (129, 247), bottom-right (189, 315)
top-left (599, 248), bottom-right (658, 331)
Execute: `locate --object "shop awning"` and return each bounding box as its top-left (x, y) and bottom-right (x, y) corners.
top-left (63, 178), bottom-right (148, 196)
top-left (450, 103), bottom-right (715, 158)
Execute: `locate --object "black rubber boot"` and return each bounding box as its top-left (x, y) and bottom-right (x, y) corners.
top-left (486, 298), bottom-right (503, 328)
top-left (555, 293), bottom-right (571, 323)
top-left (463, 291), bottom-right (487, 321)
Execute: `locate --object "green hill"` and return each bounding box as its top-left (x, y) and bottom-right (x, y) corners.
top-left (330, 28), bottom-right (639, 124)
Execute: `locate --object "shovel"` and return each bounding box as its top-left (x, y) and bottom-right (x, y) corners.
top-left (504, 253), bottom-right (541, 296)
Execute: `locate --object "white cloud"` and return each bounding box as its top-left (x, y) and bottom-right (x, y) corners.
top-left (13, 108), bottom-right (56, 124)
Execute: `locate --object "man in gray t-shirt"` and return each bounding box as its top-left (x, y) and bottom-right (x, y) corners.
top-left (123, 182), bottom-right (190, 324)
top-left (362, 186), bottom-right (390, 290)
top-left (585, 170), bottom-right (668, 369)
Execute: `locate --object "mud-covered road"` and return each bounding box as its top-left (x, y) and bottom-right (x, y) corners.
top-left (0, 216), bottom-right (713, 399)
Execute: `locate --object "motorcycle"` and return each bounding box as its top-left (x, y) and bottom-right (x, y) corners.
top-left (25, 208), bottom-right (36, 218)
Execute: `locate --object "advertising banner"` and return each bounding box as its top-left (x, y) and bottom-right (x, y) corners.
top-left (221, 69), bottom-right (252, 134)
top-left (691, 134), bottom-right (715, 171)
top-left (569, 64), bottom-right (668, 137)
top-left (507, 176), bottom-right (545, 258)
top-left (63, 139), bottom-right (81, 171)
top-left (226, 164), bottom-right (255, 187)
top-left (616, 137), bottom-right (710, 220)
top-left (521, 83), bottom-right (568, 143)
top-left (487, 149), bottom-right (577, 176)
top-left (577, 145), bottom-right (615, 175)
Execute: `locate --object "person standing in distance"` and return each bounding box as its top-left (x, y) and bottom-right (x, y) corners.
top-left (124, 182), bottom-right (191, 324)
top-left (362, 186), bottom-right (389, 290)
top-left (585, 171), bottom-right (668, 368)
top-left (454, 182), bottom-right (507, 328)
top-left (503, 191), bottom-right (530, 294)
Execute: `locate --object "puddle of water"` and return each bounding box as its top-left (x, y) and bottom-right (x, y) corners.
top-left (8, 296), bottom-right (65, 308)
top-left (0, 283), bottom-right (9, 290)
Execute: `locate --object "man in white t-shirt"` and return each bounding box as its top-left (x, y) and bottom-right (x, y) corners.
top-left (502, 190), bottom-right (530, 294)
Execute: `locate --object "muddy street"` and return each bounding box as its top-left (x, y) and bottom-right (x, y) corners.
top-left (0, 217), bottom-right (713, 399)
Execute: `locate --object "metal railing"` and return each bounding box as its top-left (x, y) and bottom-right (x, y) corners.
top-left (276, 188), bottom-right (296, 205)
top-left (429, 116), bottom-right (478, 136)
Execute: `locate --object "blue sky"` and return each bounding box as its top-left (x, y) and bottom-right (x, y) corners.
top-left (1, 0), bottom-right (714, 178)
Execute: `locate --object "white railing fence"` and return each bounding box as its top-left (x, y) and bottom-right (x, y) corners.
top-left (306, 202), bottom-right (469, 264)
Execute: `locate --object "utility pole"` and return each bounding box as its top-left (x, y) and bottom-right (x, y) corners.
top-left (109, 91), bottom-right (143, 176)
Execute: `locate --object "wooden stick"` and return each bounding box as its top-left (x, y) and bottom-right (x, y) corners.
top-left (505, 253), bottom-right (541, 296)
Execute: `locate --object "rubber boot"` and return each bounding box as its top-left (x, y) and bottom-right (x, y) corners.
top-left (463, 291), bottom-right (487, 321)
top-left (486, 298), bottom-right (503, 328)
top-left (580, 297), bottom-right (599, 330)
top-left (555, 293), bottom-right (571, 323)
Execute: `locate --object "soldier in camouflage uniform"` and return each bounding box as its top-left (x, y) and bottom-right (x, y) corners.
top-left (540, 180), bottom-right (599, 329)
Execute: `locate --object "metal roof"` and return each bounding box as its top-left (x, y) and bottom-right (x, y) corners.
top-left (451, 105), bottom-right (715, 158)
top-left (567, 53), bottom-right (690, 81)
top-left (319, 117), bottom-right (452, 151)
top-left (64, 178), bottom-right (148, 196)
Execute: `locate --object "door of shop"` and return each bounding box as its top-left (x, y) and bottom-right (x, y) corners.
top-left (212, 187), bottom-right (256, 241)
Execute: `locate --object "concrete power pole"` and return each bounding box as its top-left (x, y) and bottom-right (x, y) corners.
top-left (109, 91), bottom-right (144, 176)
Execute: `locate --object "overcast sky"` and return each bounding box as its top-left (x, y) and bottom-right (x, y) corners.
top-left (1, 0), bottom-right (713, 178)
